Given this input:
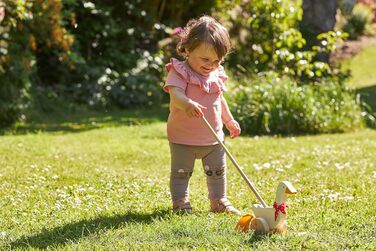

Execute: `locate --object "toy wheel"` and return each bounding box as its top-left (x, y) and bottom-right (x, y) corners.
top-left (235, 214), bottom-right (254, 232)
top-left (250, 217), bottom-right (270, 233)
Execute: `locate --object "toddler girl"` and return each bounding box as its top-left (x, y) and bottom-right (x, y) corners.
top-left (163, 16), bottom-right (241, 214)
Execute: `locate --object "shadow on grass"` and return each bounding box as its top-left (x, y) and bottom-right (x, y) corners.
top-left (10, 210), bottom-right (171, 249)
top-left (357, 84), bottom-right (376, 129)
top-left (246, 232), bottom-right (270, 243)
top-left (1, 105), bottom-right (169, 135)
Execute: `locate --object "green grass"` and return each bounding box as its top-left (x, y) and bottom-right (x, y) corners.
top-left (342, 42), bottom-right (376, 116)
top-left (342, 42), bottom-right (376, 89)
top-left (1, 108), bottom-right (375, 250)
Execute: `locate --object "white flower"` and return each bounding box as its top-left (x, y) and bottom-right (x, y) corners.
top-left (342, 195), bottom-right (354, 201)
top-left (55, 202), bottom-right (64, 209)
top-left (335, 163), bottom-right (345, 170)
top-left (327, 192), bottom-right (340, 201)
top-left (285, 163), bottom-right (292, 169)
top-left (127, 28), bottom-right (135, 35)
top-left (253, 164), bottom-right (262, 170)
top-left (83, 2), bottom-right (95, 9)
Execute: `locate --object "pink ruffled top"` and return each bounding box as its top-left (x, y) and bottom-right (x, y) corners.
top-left (163, 58), bottom-right (228, 145)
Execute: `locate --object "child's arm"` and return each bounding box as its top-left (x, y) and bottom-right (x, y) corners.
top-left (168, 86), bottom-right (207, 118)
top-left (221, 95), bottom-right (241, 138)
top-left (221, 95), bottom-right (234, 124)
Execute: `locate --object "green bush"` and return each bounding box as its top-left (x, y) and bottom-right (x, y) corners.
top-left (227, 72), bottom-right (365, 135)
top-left (56, 1), bottom-right (164, 108)
top-left (0, 0), bottom-right (222, 126)
top-left (72, 52), bottom-right (164, 108)
top-left (220, 0), bottom-right (346, 83)
top-left (0, 1), bottom-right (33, 127)
top-left (343, 3), bottom-right (373, 40)
top-left (63, 0), bottom-right (217, 108)
top-left (0, 0), bottom-right (74, 126)
top-left (223, 0), bottom-right (301, 74)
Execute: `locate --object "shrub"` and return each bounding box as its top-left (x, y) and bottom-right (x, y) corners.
top-left (61, 0), bottom-right (199, 109)
top-left (0, 0), bottom-right (73, 126)
top-left (227, 72), bottom-right (365, 135)
top-left (0, 0), bottom-right (223, 126)
top-left (0, 1), bottom-right (32, 127)
top-left (343, 3), bottom-right (374, 39)
top-left (72, 52), bottom-right (164, 108)
top-left (219, 0), bottom-right (346, 83)
top-left (223, 0), bottom-right (301, 74)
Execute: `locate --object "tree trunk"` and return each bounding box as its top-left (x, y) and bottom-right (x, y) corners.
top-left (299, 0), bottom-right (337, 62)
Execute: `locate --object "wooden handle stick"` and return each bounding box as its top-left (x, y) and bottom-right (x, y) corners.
top-left (202, 116), bottom-right (268, 207)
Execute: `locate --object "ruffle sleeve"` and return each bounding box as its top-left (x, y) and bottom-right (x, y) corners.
top-left (217, 65), bottom-right (228, 92)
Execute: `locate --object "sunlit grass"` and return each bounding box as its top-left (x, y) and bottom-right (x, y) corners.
top-left (342, 42), bottom-right (376, 89)
top-left (341, 40), bottom-right (376, 125)
top-left (1, 119), bottom-right (375, 250)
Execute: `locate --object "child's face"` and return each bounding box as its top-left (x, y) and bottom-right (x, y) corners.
top-left (186, 43), bottom-right (222, 77)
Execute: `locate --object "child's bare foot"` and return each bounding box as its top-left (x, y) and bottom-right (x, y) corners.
top-left (210, 198), bottom-right (241, 215)
top-left (172, 197), bottom-right (192, 214)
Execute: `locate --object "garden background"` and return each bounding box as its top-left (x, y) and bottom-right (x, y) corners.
top-left (0, 0), bottom-right (375, 250)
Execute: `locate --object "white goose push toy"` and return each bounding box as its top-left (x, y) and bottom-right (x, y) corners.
top-left (236, 181), bottom-right (297, 233)
top-left (202, 116), bottom-right (297, 234)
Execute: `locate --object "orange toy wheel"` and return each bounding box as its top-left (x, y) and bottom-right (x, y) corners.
top-left (235, 214), bottom-right (254, 232)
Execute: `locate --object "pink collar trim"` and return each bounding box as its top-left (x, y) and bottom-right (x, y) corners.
top-left (166, 58), bottom-right (228, 94)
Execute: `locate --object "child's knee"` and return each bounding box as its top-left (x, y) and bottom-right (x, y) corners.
top-left (171, 168), bottom-right (193, 179)
top-left (204, 165), bottom-right (225, 179)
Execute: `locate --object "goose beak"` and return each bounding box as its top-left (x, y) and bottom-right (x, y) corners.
top-left (283, 181), bottom-right (297, 194)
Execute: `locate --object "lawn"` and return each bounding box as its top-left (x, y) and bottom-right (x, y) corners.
top-left (0, 106), bottom-right (375, 250)
top-left (342, 42), bottom-right (376, 116)
top-left (342, 41), bottom-right (376, 89)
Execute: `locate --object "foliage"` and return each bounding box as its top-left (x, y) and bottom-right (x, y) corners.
top-left (41, 0), bottom-right (166, 108)
top-left (273, 30), bottom-right (347, 82)
top-left (72, 52), bottom-right (165, 108)
top-left (224, 0), bottom-right (301, 72)
top-left (338, 0), bottom-right (356, 16)
top-left (357, 0), bottom-right (376, 22)
top-left (0, 0), bottom-right (73, 126)
top-left (0, 1), bottom-right (31, 126)
top-left (0, 0), bottom-right (223, 126)
top-left (0, 0), bottom-right (371, 132)
top-left (343, 3), bottom-right (374, 40)
top-left (227, 72), bottom-right (365, 135)
top-left (61, 0), bottom-right (230, 109)
top-left (220, 0), bottom-right (347, 83)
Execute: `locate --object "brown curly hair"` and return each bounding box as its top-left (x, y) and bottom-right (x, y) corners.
top-left (176, 16), bottom-right (232, 60)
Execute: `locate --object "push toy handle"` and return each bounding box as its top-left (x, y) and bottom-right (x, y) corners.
top-left (202, 116), bottom-right (268, 208)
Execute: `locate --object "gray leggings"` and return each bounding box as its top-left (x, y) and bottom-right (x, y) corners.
top-left (169, 142), bottom-right (227, 201)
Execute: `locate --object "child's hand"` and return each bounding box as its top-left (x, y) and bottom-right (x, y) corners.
top-left (185, 100), bottom-right (207, 118)
top-left (225, 119), bottom-right (241, 138)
